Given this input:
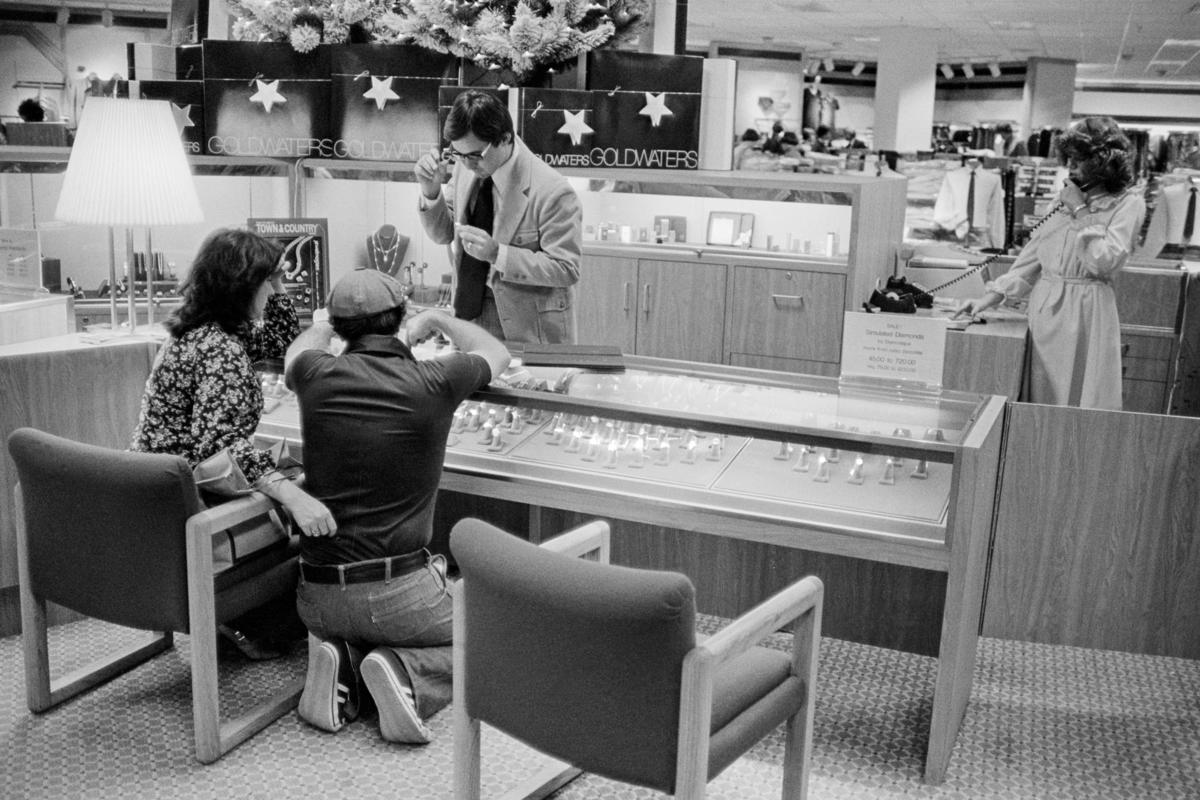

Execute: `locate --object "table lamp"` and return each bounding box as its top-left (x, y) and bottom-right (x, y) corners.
top-left (54, 97), bottom-right (203, 334)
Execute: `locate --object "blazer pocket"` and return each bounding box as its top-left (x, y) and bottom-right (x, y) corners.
top-left (511, 228), bottom-right (539, 248)
top-left (535, 289), bottom-right (570, 313)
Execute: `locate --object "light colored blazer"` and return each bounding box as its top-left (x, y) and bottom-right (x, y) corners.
top-left (419, 136), bottom-right (582, 344)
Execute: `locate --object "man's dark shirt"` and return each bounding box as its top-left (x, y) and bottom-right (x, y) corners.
top-left (286, 334), bottom-right (491, 565)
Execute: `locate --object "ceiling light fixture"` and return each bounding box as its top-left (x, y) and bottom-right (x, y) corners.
top-left (822, 57), bottom-right (835, 72)
top-left (988, 61), bottom-right (1002, 77)
top-left (55, 6), bottom-right (69, 25)
top-left (939, 63), bottom-right (954, 79)
top-left (101, 8), bottom-right (114, 27)
top-left (851, 61), bottom-right (865, 76)
top-left (961, 63), bottom-right (975, 78)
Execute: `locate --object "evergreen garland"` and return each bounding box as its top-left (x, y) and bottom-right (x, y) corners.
top-left (224, 0), bottom-right (648, 77)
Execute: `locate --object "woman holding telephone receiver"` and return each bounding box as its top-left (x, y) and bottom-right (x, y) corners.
top-left (955, 116), bottom-right (1145, 410)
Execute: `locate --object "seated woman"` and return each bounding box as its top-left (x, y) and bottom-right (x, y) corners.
top-left (131, 227), bottom-right (336, 657)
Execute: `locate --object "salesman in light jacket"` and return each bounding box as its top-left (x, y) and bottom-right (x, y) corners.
top-left (414, 90), bottom-right (581, 344)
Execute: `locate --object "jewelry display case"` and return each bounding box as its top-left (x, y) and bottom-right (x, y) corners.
top-left (255, 350), bottom-right (1006, 783)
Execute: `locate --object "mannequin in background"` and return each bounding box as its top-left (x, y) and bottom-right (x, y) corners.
top-left (954, 116), bottom-right (1145, 410)
top-left (932, 157), bottom-right (1005, 248)
top-left (364, 224), bottom-right (410, 277)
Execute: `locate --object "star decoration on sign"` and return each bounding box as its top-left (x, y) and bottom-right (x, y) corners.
top-left (638, 92), bottom-right (674, 127)
top-left (557, 109), bottom-right (593, 146)
top-left (363, 76), bottom-right (399, 111)
top-left (170, 103), bottom-right (194, 136)
top-left (249, 79), bottom-right (286, 113)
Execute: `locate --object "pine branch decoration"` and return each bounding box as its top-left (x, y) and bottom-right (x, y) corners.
top-left (224, 0), bottom-right (647, 68)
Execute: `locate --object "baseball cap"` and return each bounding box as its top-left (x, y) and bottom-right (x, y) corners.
top-left (326, 268), bottom-right (407, 320)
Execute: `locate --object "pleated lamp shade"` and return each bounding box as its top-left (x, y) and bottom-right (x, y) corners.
top-left (55, 97), bottom-right (203, 226)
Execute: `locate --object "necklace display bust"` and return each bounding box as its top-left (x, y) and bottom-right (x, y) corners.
top-left (365, 224), bottom-right (410, 276)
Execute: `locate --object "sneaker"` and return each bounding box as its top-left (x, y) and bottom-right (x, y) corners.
top-left (360, 647), bottom-right (432, 745)
top-left (298, 638), bottom-right (359, 732)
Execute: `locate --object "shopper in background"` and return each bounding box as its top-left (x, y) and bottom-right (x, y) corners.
top-left (811, 125), bottom-right (834, 154)
top-left (285, 268), bottom-right (509, 744)
top-left (17, 98), bottom-right (45, 122)
top-left (131, 228), bottom-right (334, 657)
top-left (996, 123), bottom-right (1029, 158)
top-left (955, 116), bottom-right (1146, 410)
top-left (414, 89), bottom-right (581, 344)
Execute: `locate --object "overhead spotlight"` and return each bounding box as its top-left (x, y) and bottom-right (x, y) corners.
top-left (939, 63), bottom-right (954, 79)
top-left (101, 8), bottom-right (114, 27)
top-left (961, 63), bottom-right (975, 78)
top-left (55, 6), bottom-right (69, 25)
top-left (822, 57), bottom-right (835, 72)
top-left (851, 61), bottom-right (865, 76)
top-left (988, 62), bottom-right (1002, 77)
top-left (805, 60), bottom-right (820, 76)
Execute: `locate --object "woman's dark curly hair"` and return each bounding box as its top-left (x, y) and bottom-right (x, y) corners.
top-left (165, 228), bottom-right (282, 338)
top-left (1054, 116), bottom-right (1135, 194)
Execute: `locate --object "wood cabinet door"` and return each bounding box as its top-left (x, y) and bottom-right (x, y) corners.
top-left (635, 259), bottom-right (726, 363)
top-left (575, 254), bottom-right (637, 352)
top-left (727, 265), bottom-right (845, 363)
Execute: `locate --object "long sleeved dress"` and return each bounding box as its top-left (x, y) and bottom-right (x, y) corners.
top-left (987, 187), bottom-right (1146, 410)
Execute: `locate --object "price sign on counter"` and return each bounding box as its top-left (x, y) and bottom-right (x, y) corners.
top-left (840, 311), bottom-right (948, 389)
top-left (0, 229), bottom-right (41, 289)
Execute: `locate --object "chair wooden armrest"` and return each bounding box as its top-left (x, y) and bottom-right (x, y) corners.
top-left (537, 520), bottom-right (611, 563)
top-left (698, 576), bottom-right (824, 669)
top-left (185, 491), bottom-right (280, 540)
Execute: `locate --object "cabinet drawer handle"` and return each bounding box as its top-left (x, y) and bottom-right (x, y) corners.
top-left (771, 294), bottom-right (805, 308)
top-left (623, 281), bottom-right (631, 313)
top-left (643, 284), bottom-right (651, 316)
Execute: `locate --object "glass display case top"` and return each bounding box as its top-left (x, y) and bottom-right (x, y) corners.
top-left (487, 357), bottom-right (986, 457)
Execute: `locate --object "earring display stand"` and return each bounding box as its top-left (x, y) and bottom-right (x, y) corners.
top-left (365, 224), bottom-right (410, 277)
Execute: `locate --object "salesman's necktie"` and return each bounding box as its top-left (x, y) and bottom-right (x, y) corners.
top-left (453, 176), bottom-right (494, 321)
top-left (1184, 186), bottom-right (1197, 242)
top-left (965, 169), bottom-right (976, 231)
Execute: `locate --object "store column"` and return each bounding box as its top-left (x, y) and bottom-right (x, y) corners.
top-left (1021, 57), bottom-right (1076, 134)
top-left (872, 28), bottom-right (938, 153)
top-left (643, 0), bottom-right (687, 55)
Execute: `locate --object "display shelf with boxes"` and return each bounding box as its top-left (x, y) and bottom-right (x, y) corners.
top-left (255, 348), bottom-right (1006, 784)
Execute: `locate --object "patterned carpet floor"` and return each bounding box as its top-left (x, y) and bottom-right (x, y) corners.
top-left (1, 616), bottom-right (1197, 799)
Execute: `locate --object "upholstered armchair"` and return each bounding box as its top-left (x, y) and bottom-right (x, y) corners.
top-left (8, 427), bottom-right (303, 763)
top-left (449, 517), bottom-right (824, 800)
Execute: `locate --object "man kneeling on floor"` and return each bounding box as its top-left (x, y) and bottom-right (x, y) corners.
top-left (284, 268), bottom-right (510, 743)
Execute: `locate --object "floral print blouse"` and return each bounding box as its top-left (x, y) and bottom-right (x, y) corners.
top-left (131, 293), bottom-right (299, 482)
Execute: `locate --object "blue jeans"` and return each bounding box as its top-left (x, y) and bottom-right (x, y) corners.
top-left (296, 554), bottom-right (454, 720)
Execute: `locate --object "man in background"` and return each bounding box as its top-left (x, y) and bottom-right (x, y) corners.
top-left (414, 90), bottom-right (581, 344)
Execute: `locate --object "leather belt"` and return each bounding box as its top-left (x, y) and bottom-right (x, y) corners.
top-left (300, 550), bottom-right (428, 585)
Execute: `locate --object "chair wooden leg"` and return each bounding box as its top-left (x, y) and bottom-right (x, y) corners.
top-left (782, 598), bottom-right (822, 800)
top-left (675, 648), bottom-right (715, 800)
top-left (186, 518), bottom-right (301, 764)
top-left (453, 588), bottom-right (481, 800)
